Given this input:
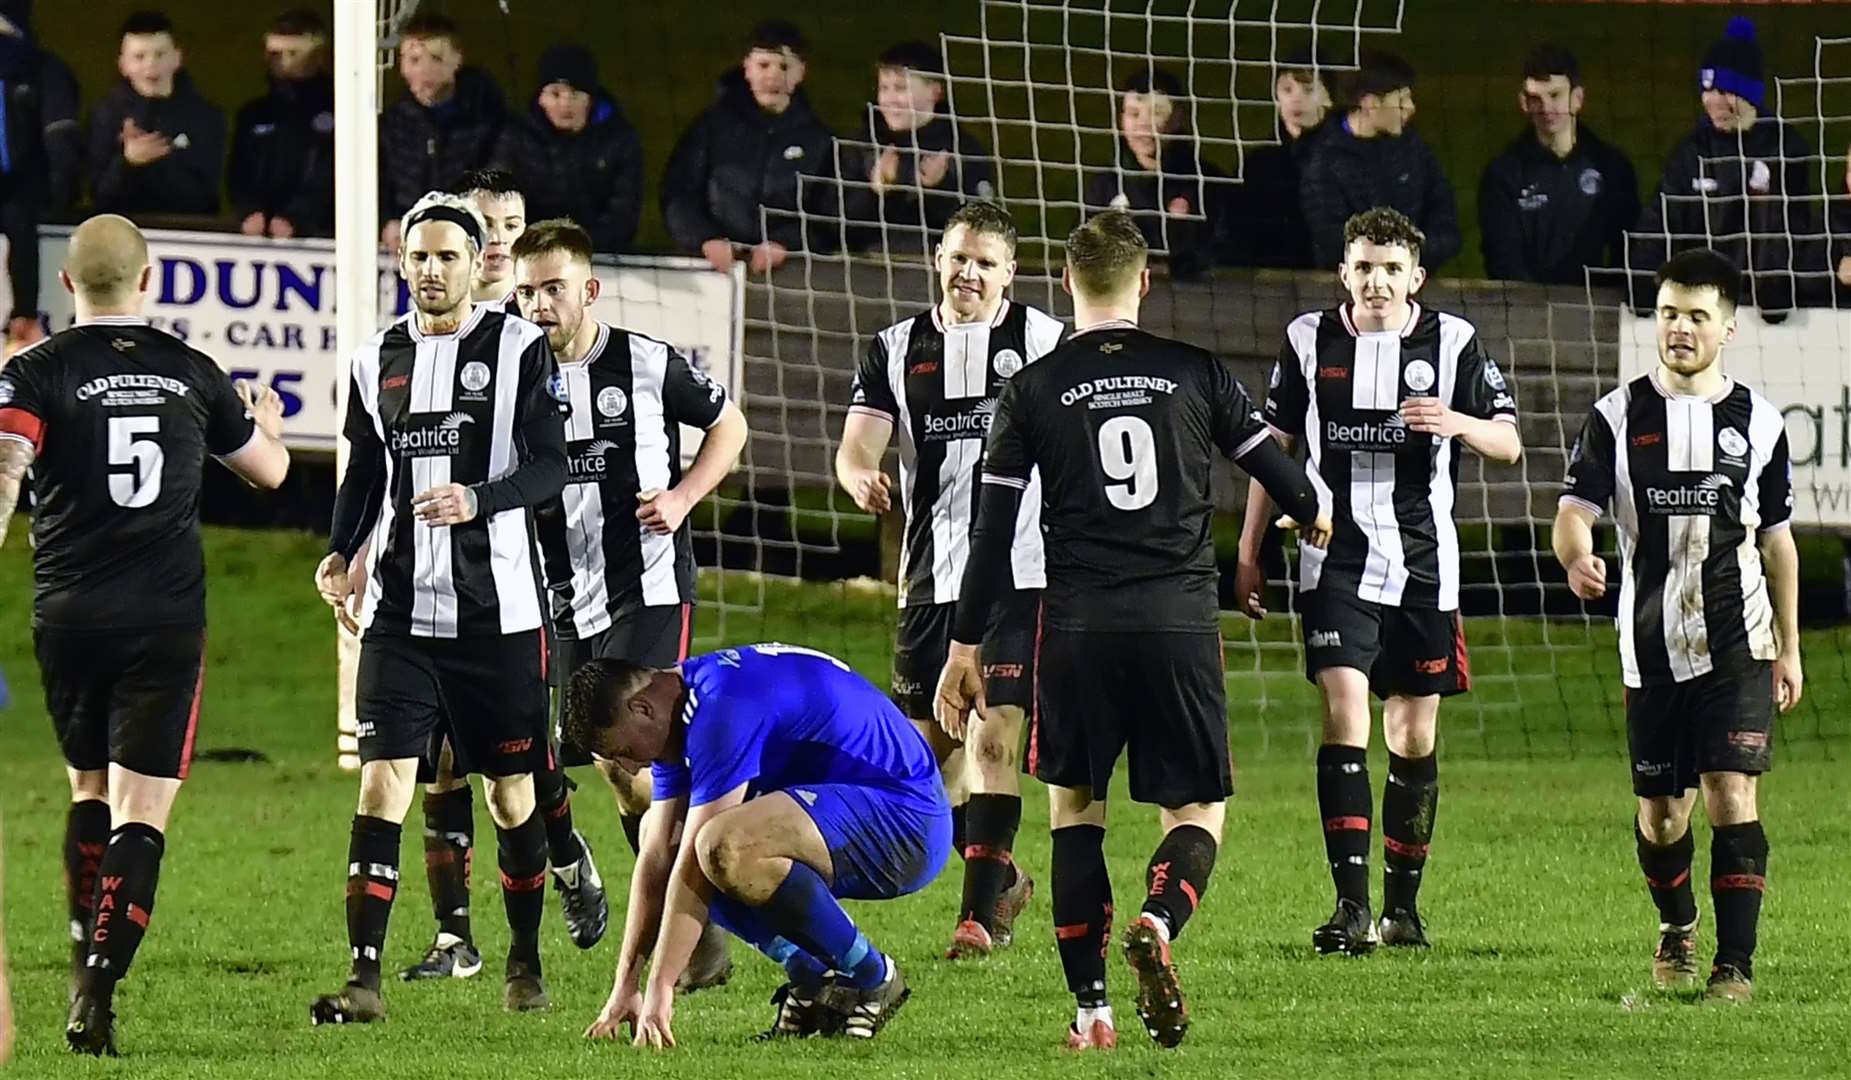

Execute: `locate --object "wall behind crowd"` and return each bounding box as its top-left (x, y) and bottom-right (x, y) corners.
top-left (30, 0), bottom-right (1851, 277)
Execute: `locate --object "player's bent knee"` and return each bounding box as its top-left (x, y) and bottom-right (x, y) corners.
top-left (694, 819), bottom-right (752, 892)
top-left (1158, 800), bottom-right (1225, 842)
top-left (483, 773), bottom-right (538, 828)
top-left (1636, 795), bottom-right (1695, 843)
top-left (1699, 772), bottom-right (1758, 825)
top-left (357, 759), bottom-right (420, 822)
top-left (1048, 785), bottom-right (1105, 830)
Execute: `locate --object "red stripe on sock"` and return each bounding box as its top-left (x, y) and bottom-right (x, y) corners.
top-left (1324, 815), bottom-right (1370, 833)
top-left (500, 869), bottom-right (547, 892)
top-left (677, 603), bottom-right (693, 660)
top-left (1647, 869), bottom-right (1691, 890)
top-left (1713, 874), bottom-right (1766, 893)
top-left (1384, 836), bottom-right (1430, 858)
top-left (126, 904), bottom-right (150, 929)
top-left (545, 796), bottom-right (571, 821)
top-left (1054, 923), bottom-right (1091, 941)
top-left (1179, 879), bottom-right (1199, 912)
top-left (364, 881), bottom-right (395, 902)
top-left (962, 844), bottom-right (1013, 865)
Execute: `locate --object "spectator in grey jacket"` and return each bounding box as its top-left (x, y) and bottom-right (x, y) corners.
top-left (1299, 49), bottom-right (1461, 271)
top-left (84, 11), bottom-right (225, 219)
top-left (660, 20), bottom-right (834, 274)
top-left (1479, 45), bottom-right (1638, 284)
top-left (0, 0), bottom-right (80, 347)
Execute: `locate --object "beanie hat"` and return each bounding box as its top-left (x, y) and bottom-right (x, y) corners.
top-left (536, 44), bottom-right (598, 95)
top-left (1699, 16), bottom-right (1764, 111)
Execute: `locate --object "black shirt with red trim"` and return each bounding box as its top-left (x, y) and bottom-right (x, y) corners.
top-left (0, 318), bottom-right (255, 631)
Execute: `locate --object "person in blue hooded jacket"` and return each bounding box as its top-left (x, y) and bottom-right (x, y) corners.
top-left (493, 45), bottom-right (644, 254)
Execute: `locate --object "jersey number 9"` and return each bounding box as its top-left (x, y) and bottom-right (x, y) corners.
top-left (1098, 415), bottom-right (1158, 511)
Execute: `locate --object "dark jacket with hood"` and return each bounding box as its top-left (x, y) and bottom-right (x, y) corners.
top-left (660, 69), bottom-right (835, 252)
top-left (1230, 117), bottom-right (1319, 269)
top-left (830, 108), bottom-right (994, 255)
top-left (228, 72), bottom-right (335, 236)
top-left (85, 70), bottom-right (225, 216)
top-left (493, 85), bottom-right (643, 253)
top-left (1630, 114), bottom-right (1823, 313)
top-left (1480, 124), bottom-right (1639, 285)
top-left (378, 65), bottom-right (505, 222)
top-left (0, 1), bottom-right (80, 319)
top-left (1299, 117), bottom-right (1462, 271)
top-left (1083, 138), bottom-right (1231, 280)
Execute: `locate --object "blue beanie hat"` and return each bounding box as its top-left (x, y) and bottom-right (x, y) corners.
top-left (1699, 16), bottom-right (1764, 111)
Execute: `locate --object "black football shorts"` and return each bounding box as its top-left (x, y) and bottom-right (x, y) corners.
top-left (891, 591), bottom-right (1039, 722)
top-left (36, 628), bottom-right (206, 779)
top-left (1626, 662), bottom-right (1775, 797)
top-left (1029, 626), bottom-right (1232, 807)
top-left (552, 603), bottom-right (694, 766)
top-left (356, 630), bottom-right (550, 779)
top-left (1298, 588), bottom-right (1471, 699)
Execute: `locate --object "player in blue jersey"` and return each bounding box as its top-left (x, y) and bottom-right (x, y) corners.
top-left (562, 643), bottom-right (950, 1045)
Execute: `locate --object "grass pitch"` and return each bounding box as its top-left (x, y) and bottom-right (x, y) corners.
top-left (1, 528), bottom-right (1847, 1078)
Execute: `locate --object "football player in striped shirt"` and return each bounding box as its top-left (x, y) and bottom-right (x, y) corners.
top-left (1554, 248), bottom-right (1801, 1003)
top-left (1236, 207), bottom-right (1521, 955)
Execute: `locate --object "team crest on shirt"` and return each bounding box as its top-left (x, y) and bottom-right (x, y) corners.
top-left (1402, 359), bottom-right (1435, 393)
top-left (460, 361), bottom-right (491, 393)
top-left (1717, 426), bottom-right (1748, 460)
top-left (597, 386), bottom-right (629, 419)
top-left (1483, 362), bottom-right (1507, 391)
top-left (1579, 168), bottom-right (1603, 196)
top-left (547, 373), bottom-right (570, 403)
top-left (992, 349), bottom-right (1024, 378)
top-left (0, 379), bottom-right (12, 406)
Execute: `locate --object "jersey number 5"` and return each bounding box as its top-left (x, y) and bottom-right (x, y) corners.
top-left (1097, 415), bottom-right (1158, 511)
top-left (108, 415), bottom-right (165, 508)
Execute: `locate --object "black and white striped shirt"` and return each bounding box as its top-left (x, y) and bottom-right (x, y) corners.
top-left (1265, 303), bottom-right (1518, 610)
top-left (848, 300), bottom-right (1065, 607)
top-left (1563, 371), bottom-right (1792, 688)
top-left (533, 323), bottom-right (729, 639)
top-left (330, 304), bottom-right (568, 639)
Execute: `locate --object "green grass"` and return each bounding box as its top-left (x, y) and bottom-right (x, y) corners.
top-left (2, 527), bottom-right (1849, 1077)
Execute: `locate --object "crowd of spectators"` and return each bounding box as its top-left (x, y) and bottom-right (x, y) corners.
top-left (4, 6), bottom-right (1851, 345)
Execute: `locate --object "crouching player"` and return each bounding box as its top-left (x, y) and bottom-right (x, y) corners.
top-left (565, 643), bottom-right (949, 1045)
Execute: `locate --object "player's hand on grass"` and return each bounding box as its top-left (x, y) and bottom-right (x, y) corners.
top-left (636, 488), bottom-right (691, 535)
top-left (1566, 553), bottom-right (1607, 600)
top-left (1774, 648), bottom-right (1803, 713)
top-left (1399, 396), bottom-right (1467, 438)
top-left (935, 641), bottom-right (984, 741)
top-left (631, 993), bottom-right (675, 1049)
top-left (585, 987), bottom-right (642, 1041)
top-left (413, 483), bottom-right (479, 526)
top-left (1235, 559), bottom-right (1267, 619)
top-left (236, 379), bottom-right (286, 440)
top-left (847, 469), bottom-right (892, 514)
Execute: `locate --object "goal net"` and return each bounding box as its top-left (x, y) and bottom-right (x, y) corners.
top-left (746, 0), bottom-right (1849, 761)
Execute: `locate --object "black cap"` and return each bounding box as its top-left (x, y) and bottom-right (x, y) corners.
top-left (536, 44), bottom-right (598, 95)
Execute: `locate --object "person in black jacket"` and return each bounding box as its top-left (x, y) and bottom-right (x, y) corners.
top-left (661, 20), bottom-right (834, 274)
top-left (1629, 17), bottom-right (1820, 316)
top-left (492, 44), bottom-right (642, 254)
top-left (228, 9), bottom-right (333, 239)
top-left (832, 40), bottom-right (995, 256)
top-left (83, 11), bottom-right (225, 220)
top-left (1299, 50), bottom-right (1461, 272)
top-left (1231, 49), bottom-right (1328, 269)
top-left (0, 0), bottom-right (80, 348)
top-left (1082, 68), bottom-right (1231, 280)
top-left (1479, 45), bottom-right (1639, 284)
top-left (378, 13), bottom-right (504, 255)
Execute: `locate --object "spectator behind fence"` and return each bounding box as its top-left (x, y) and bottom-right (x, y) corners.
top-left (378, 13), bottom-right (505, 255)
top-left (1082, 68), bottom-right (1230, 280)
top-left (661, 20), bottom-right (834, 275)
top-left (492, 44), bottom-right (642, 253)
top-left (228, 8), bottom-right (333, 239)
top-left (1232, 49), bottom-right (1328, 269)
top-left (1299, 49), bottom-right (1461, 271)
top-left (832, 40), bottom-right (995, 256)
top-left (1629, 17), bottom-right (1820, 317)
top-left (84, 11), bottom-right (224, 218)
top-left (0, 0), bottom-right (80, 348)
top-left (1479, 45), bottom-right (1638, 285)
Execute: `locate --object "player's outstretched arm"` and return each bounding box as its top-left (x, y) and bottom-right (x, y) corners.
top-left (1551, 501), bottom-right (1607, 601)
top-left (835, 411), bottom-right (894, 514)
top-left (1234, 434), bottom-right (1331, 549)
top-left (589, 793), bottom-right (686, 1041)
top-left (1235, 472), bottom-right (1277, 620)
top-left (0, 437), bottom-right (35, 550)
top-left (1760, 524), bottom-right (1804, 712)
top-left (634, 786), bottom-right (748, 1050)
top-left (218, 380), bottom-right (291, 490)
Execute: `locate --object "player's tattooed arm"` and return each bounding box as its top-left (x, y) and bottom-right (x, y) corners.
top-left (0, 438), bottom-right (35, 549)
